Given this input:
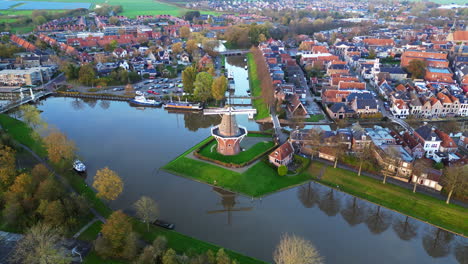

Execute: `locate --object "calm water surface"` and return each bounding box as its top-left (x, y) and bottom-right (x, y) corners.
top-left (32, 59), bottom-right (467, 264)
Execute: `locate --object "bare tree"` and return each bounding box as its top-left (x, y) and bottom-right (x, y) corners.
top-left (305, 128), bottom-right (323, 159)
top-left (274, 233), bottom-right (323, 264)
top-left (411, 158), bottom-right (432, 193)
top-left (441, 165), bottom-right (467, 204)
top-left (134, 196), bottom-right (159, 231)
top-left (11, 223), bottom-right (71, 264)
top-left (357, 144), bottom-right (374, 177)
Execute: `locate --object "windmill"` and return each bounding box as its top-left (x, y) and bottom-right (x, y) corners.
top-left (203, 98), bottom-right (256, 155)
top-left (206, 187), bottom-right (253, 225)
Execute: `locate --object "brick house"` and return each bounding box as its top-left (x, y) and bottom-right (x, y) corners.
top-left (401, 50), bottom-right (447, 68)
top-left (424, 67), bottom-right (454, 83)
top-left (269, 141), bottom-right (295, 167)
top-left (435, 129), bottom-right (458, 153)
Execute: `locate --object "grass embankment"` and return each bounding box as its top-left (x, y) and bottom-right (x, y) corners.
top-left (163, 138), bottom-right (313, 197)
top-left (246, 53), bottom-right (270, 120)
top-left (198, 139), bottom-right (274, 165)
top-left (0, 114), bottom-right (46, 157)
top-left (0, 114), bottom-right (266, 264)
top-left (309, 162), bottom-right (468, 236)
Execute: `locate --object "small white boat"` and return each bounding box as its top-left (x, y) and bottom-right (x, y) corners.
top-left (73, 160), bottom-right (86, 172)
top-left (227, 70), bottom-right (234, 80)
top-left (129, 94), bottom-right (162, 107)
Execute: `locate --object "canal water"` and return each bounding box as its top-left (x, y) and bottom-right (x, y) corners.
top-left (29, 57), bottom-right (466, 263)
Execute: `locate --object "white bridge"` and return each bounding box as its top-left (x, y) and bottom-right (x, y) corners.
top-left (203, 107), bottom-right (257, 119)
top-left (0, 88), bottom-right (52, 114)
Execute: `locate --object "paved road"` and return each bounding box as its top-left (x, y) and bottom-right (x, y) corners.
top-left (270, 106), bottom-right (288, 144)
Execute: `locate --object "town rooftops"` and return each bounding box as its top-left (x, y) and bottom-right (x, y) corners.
top-left (415, 125), bottom-right (441, 142)
top-left (427, 67), bottom-right (451, 74)
top-left (434, 129), bottom-right (457, 149)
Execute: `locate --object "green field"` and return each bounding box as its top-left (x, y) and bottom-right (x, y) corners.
top-left (247, 53), bottom-right (270, 120)
top-left (163, 137), bottom-right (314, 197)
top-left (0, 114), bottom-right (47, 157)
top-left (198, 138), bottom-right (275, 165)
top-left (311, 162), bottom-right (468, 236)
top-left (9, 0), bottom-right (220, 17)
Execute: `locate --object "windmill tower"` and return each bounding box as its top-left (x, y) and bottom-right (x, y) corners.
top-left (203, 106), bottom-right (256, 156)
top-left (207, 187), bottom-right (253, 225)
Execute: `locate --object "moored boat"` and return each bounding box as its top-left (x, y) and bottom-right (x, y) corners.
top-left (164, 101), bottom-right (202, 110)
top-left (73, 160), bottom-right (86, 172)
top-left (129, 94), bottom-right (162, 107)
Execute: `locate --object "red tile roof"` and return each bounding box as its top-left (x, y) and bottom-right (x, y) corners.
top-left (434, 129), bottom-right (457, 149)
top-left (363, 38), bottom-right (394, 46)
top-left (269, 142), bottom-right (294, 161)
top-left (453, 31), bottom-right (468, 41)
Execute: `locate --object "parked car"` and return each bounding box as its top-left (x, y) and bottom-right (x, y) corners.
top-left (147, 90), bottom-right (160, 95)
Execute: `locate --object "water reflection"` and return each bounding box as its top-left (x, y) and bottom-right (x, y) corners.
top-left (393, 216), bottom-right (418, 241)
top-left (70, 98), bottom-right (85, 110)
top-left (297, 182), bottom-right (319, 208)
top-left (182, 111), bottom-right (221, 132)
top-left (365, 205), bottom-right (392, 235)
top-left (207, 187), bottom-right (253, 225)
top-left (423, 227), bottom-right (454, 258)
top-left (340, 196), bottom-right (367, 227)
top-left (454, 240), bottom-right (468, 264)
top-left (226, 56), bottom-right (247, 68)
top-left (99, 100), bottom-right (110, 109)
top-left (82, 98), bottom-right (98, 108)
top-left (318, 189), bottom-right (341, 216)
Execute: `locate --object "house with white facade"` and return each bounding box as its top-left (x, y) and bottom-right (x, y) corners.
top-left (414, 125), bottom-right (442, 158)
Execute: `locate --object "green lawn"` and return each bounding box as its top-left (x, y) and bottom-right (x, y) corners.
top-left (132, 219), bottom-right (266, 264)
top-left (0, 114), bottom-right (47, 157)
top-left (163, 138), bottom-right (314, 197)
top-left (247, 53), bottom-right (270, 120)
top-left (305, 114), bottom-right (325, 122)
top-left (198, 138), bottom-right (275, 165)
top-left (77, 221), bottom-right (103, 241)
top-left (310, 162), bottom-right (468, 236)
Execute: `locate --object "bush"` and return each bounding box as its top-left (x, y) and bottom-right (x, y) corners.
top-left (278, 165), bottom-right (287, 176)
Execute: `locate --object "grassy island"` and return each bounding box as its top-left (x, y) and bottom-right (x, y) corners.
top-left (197, 137), bottom-right (275, 166)
top-left (163, 137), bottom-right (314, 197)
